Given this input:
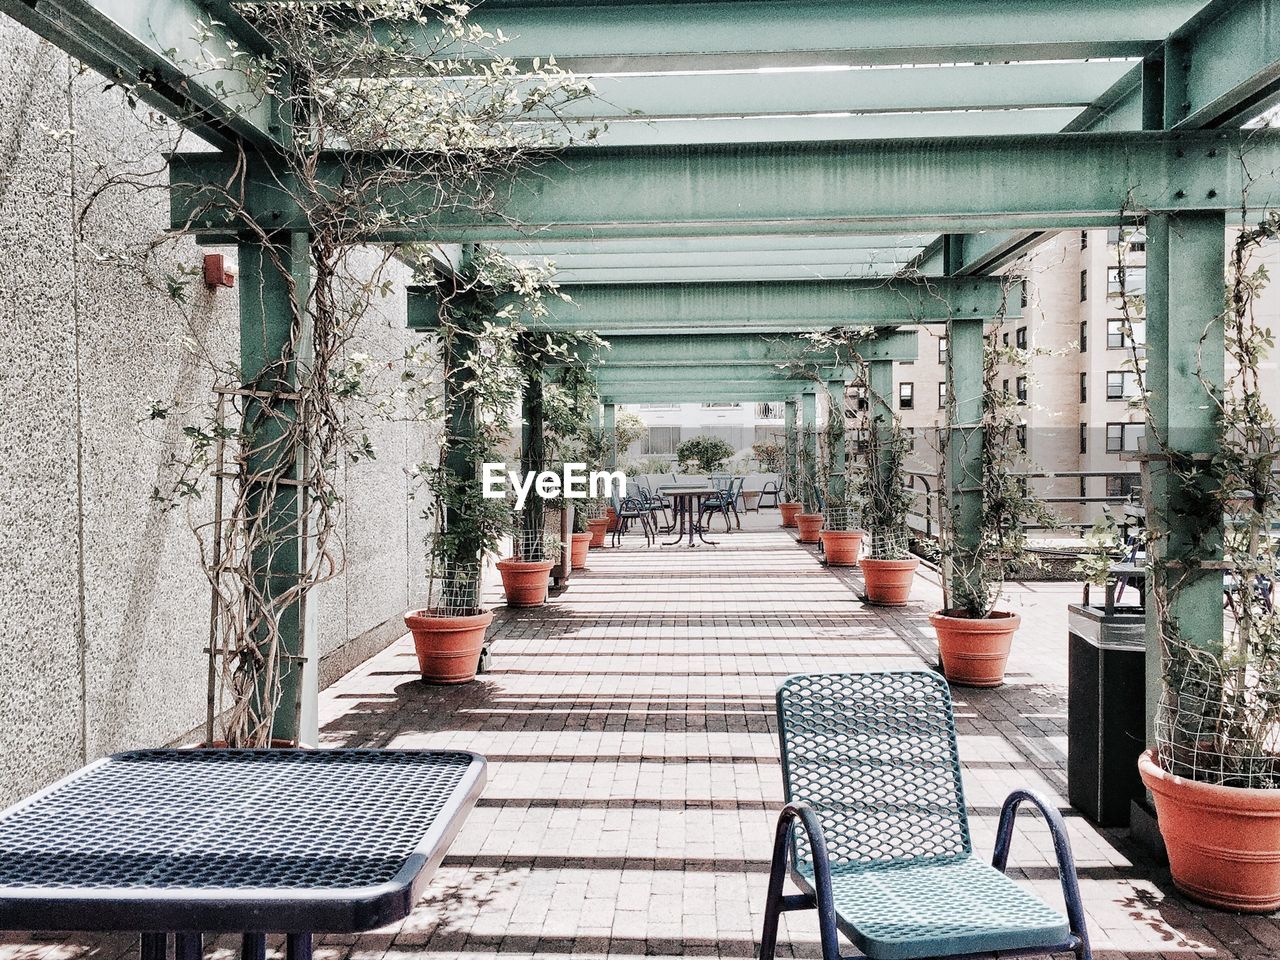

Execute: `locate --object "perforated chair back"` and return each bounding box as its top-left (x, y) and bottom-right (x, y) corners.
top-left (776, 672), bottom-right (972, 873)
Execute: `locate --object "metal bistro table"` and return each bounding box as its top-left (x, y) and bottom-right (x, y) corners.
top-left (659, 486), bottom-right (719, 547)
top-left (0, 748), bottom-right (486, 959)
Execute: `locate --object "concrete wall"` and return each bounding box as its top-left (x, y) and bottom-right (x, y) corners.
top-left (0, 20), bottom-right (434, 807)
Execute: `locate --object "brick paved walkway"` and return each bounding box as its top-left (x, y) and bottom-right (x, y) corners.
top-left (5, 513), bottom-right (1280, 960)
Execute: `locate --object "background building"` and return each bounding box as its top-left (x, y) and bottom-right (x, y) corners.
top-left (898, 228), bottom-right (1280, 534)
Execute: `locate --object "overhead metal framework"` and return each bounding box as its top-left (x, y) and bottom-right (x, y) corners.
top-left (9, 0), bottom-right (1280, 743)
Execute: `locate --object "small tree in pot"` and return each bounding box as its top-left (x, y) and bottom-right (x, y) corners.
top-left (676, 434), bottom-right (736, 475)
top-left (859, 414), bottom-right (920, 606)
top-left (501, 323), bottom-right (605, 606)
top-left (817, 395), bottom-right (866, 565)
top-left (1136, 212), bottom-right (1280, 912)
top-left (794, 424), bottom-right (825, 544)
top-left (930, 311), bottom-right (1056, 687)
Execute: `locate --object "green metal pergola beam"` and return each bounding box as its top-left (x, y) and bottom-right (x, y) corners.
top-left (541, 107), bottom-right (1086, 146)
top-left (596, 364), bottom-right (855, 386)
top-left (588, 331), bottom-right (918, 366)
top-left (546, 261), bottom-right (917, 283)
top-left (170, 130), bottom-right (1280, 241)
top-left (520, 61), bottom-right (1137, 122)
top-left (599, 383), bottom-right (822, 404)
top-left (377, 0), bottom-right (1205, 72)
top-left (1166, 0), bottom-right (1280, 128)
top-left (0, 0), bottom-right (284, 150)
top-left (488, 235), bottom-right (932, 257)
top-left (407, 277), bottom-right (1012, 335)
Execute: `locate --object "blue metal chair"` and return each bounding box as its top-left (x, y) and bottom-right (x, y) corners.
top-left (700, 476), bottom-right (744, 531)
top-left (610, 491), bottom-right (654, 547)
top-left (762, 671), bottom-right (1091, 960)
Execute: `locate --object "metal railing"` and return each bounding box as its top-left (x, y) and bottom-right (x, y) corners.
top-left (904, 470), bottom-right (1141, 539)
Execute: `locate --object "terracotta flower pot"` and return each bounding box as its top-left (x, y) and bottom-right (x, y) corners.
top-left (861, 557), bottom-right (920, 606)
top-left (929, 609), bottom-right (1021, 687)
top-left (570, 532), bottom-right (592, 569)
top-left (795, 512), bottom-right (824, 543)
top-left (586, 517), bottom-right (609, 547)
top-left (606, 507), bottom-right (619, 532)
top-left (404, 608), bottom-right (493, 684)
top-left (1139, 749), bottom-right (1280, 912)
top-left (497, 557), bottom-right (554, 607)
top-left (778, 502), bottom-right (802, 528)
top-left (820, 529), bottom-right (865, 566)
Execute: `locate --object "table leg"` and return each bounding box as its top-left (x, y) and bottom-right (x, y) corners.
top-left (175, 933), bottom-right (202, 960)
top-left (287, 934), bottom-right (312, 960)
top-left (140, 933), bottom-right (167, 960)
top-left (242, 933), bottom-right (266, 960)
top-left (663, 496), bottom-right (687, 546)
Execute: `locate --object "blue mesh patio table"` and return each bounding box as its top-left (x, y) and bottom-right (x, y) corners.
top-left (0, 748), bottom-right (486, 960)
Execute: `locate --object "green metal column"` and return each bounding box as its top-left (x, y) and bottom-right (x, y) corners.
top-left (784, 399), bottom-right (798, 502)
top-left (441, 288), bottom-right (485, 578)
top-left (945, 316), bottom-right (985, 611)
top-left (1143, 211), bottom-right (1226, 745)
top-left (520, 353), bottom-right (546, 560)
top-left (868, 358), bottom-right (895, 487)
top-left (238, 231), bottom-right (313, 745)
top-left (603, 402), bottom-right (617, 470)
top-left (825, 380), bottom-right (847, 505)
top-left (801, 388), bottom-right (819, 510)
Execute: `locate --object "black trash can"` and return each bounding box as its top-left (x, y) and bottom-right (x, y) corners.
top-left (1067, 602), bottom-right (1146, 827)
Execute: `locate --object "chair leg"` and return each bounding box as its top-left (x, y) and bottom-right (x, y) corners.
top-left (761, 804), bottom-right (843, 960)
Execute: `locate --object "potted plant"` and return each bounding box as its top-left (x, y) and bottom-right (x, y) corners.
top-left (859, 417), bottom-right (920, 605)
top-left (777, 434), bottom-right (803, 528)
top-left (1136, 213), bottom-right (1280, 912)
top-left (675, 434), bottom-right (736, 475)
top-left (497, 328), bottom-right (602, 605)
top-left (930, 316), bottom-right (1055, 687)
top-left (794, 425), bottom-right (825, 543)
top-left (405, 260), bottom-right (522, 683)
top-left (569, 504), bottom-right (593, 567)
top-left (817, 395), bottom-right (866, 565)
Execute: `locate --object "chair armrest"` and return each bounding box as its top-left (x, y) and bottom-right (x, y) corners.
top-left (768, 802), bottom-right (844, 946)
top-left (992, 789), bottom-right (1090, 954)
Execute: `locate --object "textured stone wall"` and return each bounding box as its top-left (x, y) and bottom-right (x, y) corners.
top-left (0, 19), bottom-right (434, 806)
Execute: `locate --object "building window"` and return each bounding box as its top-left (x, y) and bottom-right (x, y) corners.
top-left (640, 403), bottom-right (679, 411)
top-left (1002, 332), bottom-right (1010, 347)
top-left (1107, 266), bottom-right (1147, 297)
top-left (1019, 281), bottom-right (1029, 308)
top-left (904, 427), bottom-right (917, 451)
top-left (851, 385), bottom-right (869, 411)
top-left (702, 402), bottom-right (741, 409)
top-left (1106, 370), bottom-right (1141, 400)
top-left (1079, 422), bottom-right (1088, 454)
top-left (1105, 422), bottom-right (1144, 453)
top-left (938, 382), bottom-right (948, 409)
top-left (1002, 378), bottom-right (1010, 397)
top-left (1016, 424), bottom-right (1027, 451)
top-left (898, 382), bottom-right (914, 410)
top-left (1106, 473), bottom-right (1140, 498)
top-left (1108, 226), bottom-right (1147, 252)
top-left (1015, 326), bottom-right (1028, 350)
top-left (755, 402), bottom-right (784, 419)
top-left (1079, 321), bottom-right (1087, 352)
top-left (1080, 269), bottom-right (1088, 301)
top-left (1080, 373), bottom-right (1088, 403)
top-left (643, 426), bottom-right (682, 455)
top-left (1015, 376), bottom-right (1028, 403)
top-left (1081, 230), bottom-right (1088, 249)
top-left (938, 335), bottom-right (948, 364)
top-left (1106, 317), bottom-right (1146, 349)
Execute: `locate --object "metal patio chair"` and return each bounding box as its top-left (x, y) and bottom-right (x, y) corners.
top-left (759, 478), bottom-right (781, 508)
top-left (762, 671), bottom-right (1091, 960)
top-left (610, 491), bottom-right (654, 547)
